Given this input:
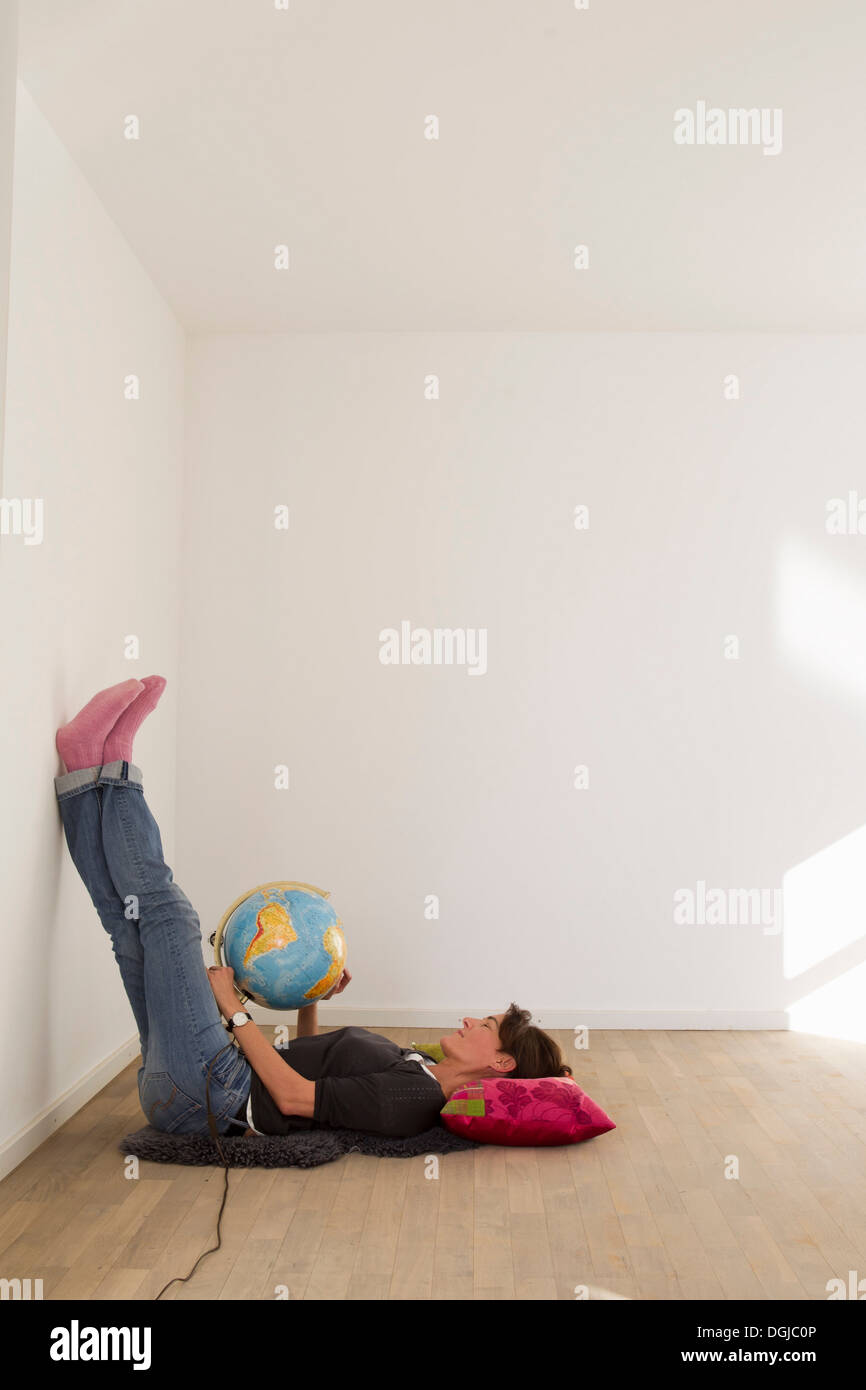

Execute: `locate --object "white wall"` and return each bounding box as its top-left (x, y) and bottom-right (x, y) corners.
top-left (0, 83), bottom-right (185, 1177)
top-left (0, 0), bottom-right (18, 484)
top-left (178, 332), bottom-right (866, 1038)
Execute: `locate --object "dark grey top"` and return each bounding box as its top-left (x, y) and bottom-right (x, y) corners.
top-left (248, 1026), bottom-right (445, 1137)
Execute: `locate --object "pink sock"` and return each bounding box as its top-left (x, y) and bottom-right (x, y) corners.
top-left (103, 675), bottom-right (167, 764)
top-left (56, 679), bottom-right (145, 773)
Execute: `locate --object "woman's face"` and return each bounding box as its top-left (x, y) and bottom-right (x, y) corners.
top-left (440, 1013), bottom-right (512, 1072)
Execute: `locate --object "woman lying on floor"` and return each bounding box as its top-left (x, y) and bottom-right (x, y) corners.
top-left (54, 678), bottom-right (573, 1140)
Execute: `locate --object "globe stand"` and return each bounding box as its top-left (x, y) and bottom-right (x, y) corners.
top-left (211, 879), bottom-right (333, 1011)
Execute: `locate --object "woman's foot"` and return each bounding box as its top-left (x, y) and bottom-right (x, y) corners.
top-left (102, 675), bottom-right (167, 764)
top-left (56, 679), bottom-right (145, 773)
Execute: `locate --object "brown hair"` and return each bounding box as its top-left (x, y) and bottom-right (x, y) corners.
top-left (495, 1003), bottom-right (573, 1079)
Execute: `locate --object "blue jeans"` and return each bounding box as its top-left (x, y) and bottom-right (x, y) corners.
top-left (54, 759), bottom-right (252, 1136)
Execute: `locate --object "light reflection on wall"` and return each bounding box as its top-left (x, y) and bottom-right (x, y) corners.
top-left (783, 826), bottom-right (866, 979)
top-left (776, 535), bottom-right (866, 702)
top-left (778, 537), bottom-right (866, 1042)
top-left (783, 828), bottom-right (866, 1042)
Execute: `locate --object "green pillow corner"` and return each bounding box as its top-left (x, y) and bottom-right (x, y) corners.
top-left (409, 1039), bottom-right (445, 1063)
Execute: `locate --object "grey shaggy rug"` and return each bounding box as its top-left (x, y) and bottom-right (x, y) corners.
top-left (119, 1124), bottom-right (479, 1168)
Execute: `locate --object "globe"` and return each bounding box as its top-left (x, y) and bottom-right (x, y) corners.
top-left (215, 880), bottom-right (346, 1010)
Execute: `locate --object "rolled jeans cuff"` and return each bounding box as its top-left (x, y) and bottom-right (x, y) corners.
top-left (54, 760), bottom-right (144, 799)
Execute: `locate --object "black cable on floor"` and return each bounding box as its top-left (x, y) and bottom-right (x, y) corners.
top-left (154, 1041), bottom-right (237, 1301)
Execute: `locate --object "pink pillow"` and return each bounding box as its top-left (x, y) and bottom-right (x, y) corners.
top-left (440, 1075), bottom-right (615, 1147)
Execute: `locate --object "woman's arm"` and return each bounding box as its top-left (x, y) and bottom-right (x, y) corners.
top-left (207, 965), bottom-right (351, 1117)
top-left (207, 967), bottom-right (315, 1117)
top-left (229, 1016), bottom-right (316, 1116)
top-left (295, 1002), bottom-right (318, 1038)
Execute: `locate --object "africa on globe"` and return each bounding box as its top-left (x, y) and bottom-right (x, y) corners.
top-left (214, 880), bottom-right (346, 1010)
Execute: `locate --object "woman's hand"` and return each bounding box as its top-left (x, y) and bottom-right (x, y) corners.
top-left (320, 966), bottom-right (352, 1001)
top-left (208, 964), bottom-right (241, 1018)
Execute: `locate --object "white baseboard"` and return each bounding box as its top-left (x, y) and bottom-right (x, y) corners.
top-left (0, 1008), bottom-right (789, 1181)
top-left (0, 1035), bottom-right (141, 1183)
top-left (245, 1006), bottom-right (791, 1031)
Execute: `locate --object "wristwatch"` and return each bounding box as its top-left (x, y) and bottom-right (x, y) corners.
top-left (226, 1010), bottom-right (252, 1033)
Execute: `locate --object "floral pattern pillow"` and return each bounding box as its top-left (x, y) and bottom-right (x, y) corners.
top-left (439, 1076), bottom-right (616, 1147)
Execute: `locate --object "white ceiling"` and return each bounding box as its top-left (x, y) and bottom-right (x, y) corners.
top-left (17, 0), bottom-right (866, 331)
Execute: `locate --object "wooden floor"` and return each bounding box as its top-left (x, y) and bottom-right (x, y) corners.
top-left (2, 1027), bottom-right (865, 1300)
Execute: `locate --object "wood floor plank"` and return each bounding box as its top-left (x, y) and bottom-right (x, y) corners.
top-left (345, 1156), bottom-right (409, 1298)
top-left (388, 1155), bottom-right (440, 1299)
top-left (304, 1152), bottom-right (378, 1299)
top-left (267, 1159), bottom-right (344, 1301)
top-left (432, 1148), bottom-right (475, 1300)
top-left (473, 1147), bottom-right (514, 1297)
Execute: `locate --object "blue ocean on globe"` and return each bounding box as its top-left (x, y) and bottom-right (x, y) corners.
top-left (220, 884), bottom-right (346, 1010)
